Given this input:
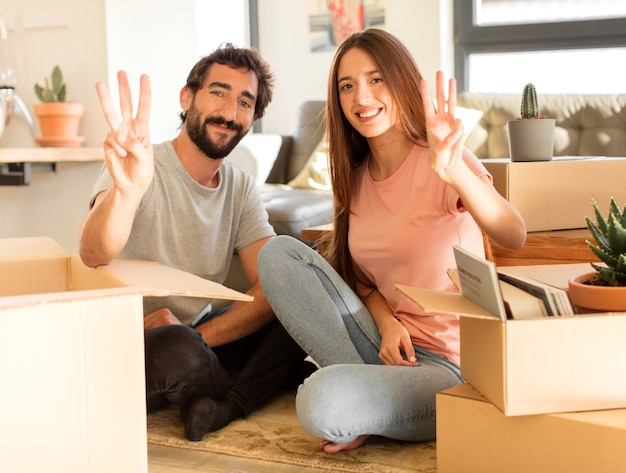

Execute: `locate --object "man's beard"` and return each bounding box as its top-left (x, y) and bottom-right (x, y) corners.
top-left (186, 106), bottom-right (247, 160)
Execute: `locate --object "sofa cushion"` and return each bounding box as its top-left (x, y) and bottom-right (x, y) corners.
top-left (260, 184), bottom-right (333, 243)
top-left (287, 101), bottom-right (327, 182)
top-left (228, 133), bottom-right (283, 184)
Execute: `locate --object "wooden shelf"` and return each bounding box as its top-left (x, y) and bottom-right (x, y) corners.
top-left (0, 146), bottom-right (104, 185)
top-left (0, 146), bottom-right (104, 164)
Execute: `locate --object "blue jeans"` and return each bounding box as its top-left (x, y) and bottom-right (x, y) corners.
top-left (258, 235), bottom-right (463, 443)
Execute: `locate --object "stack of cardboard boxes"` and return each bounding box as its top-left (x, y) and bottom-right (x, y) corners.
top-left (0, 237), bottom-right (251, 473)
top-left (398, 255), bottom-right (626, 472)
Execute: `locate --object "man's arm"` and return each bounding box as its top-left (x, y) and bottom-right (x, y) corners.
top-left (79, 71), bottom-right (153, 267)
top-left (195, 237), bottom-right (275, 347)
top-left (79, 187), bottom-right (144, 267)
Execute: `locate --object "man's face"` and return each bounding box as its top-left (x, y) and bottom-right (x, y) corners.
top-left (184, 63), bottom-right (258, 159)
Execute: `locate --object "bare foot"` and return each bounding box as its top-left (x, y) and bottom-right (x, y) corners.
top-left (320, 435), bottom-right (369, 453)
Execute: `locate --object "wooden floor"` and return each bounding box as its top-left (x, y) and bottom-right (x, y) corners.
top-left (148, 443), bottom-right (344, 473)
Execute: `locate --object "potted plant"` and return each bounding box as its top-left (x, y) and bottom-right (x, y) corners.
top-left (507, 83), bottom-right (555, 162)
top-left (33, 65), bottom-right (84, 147)
top-left (568, 198), bottom-right (626, 311)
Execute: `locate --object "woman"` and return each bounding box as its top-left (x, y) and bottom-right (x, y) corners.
top-left (258, 29), bottom-right (526, 453)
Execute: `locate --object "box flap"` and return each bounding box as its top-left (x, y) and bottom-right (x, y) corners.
top-left (0, 236), bottom-right (67, 260)
top-left (101, 258), bottom-right (253, 301)
top-left (394, 284), bottom-right (499, 320)
top-left (0, 287), bottom-right (155, 310)
top-left (439, 383), bottom-right (488, 403)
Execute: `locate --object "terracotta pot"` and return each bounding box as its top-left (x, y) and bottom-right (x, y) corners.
top-left (568, 271), bottom-right (626, 312)
top-left (34, 102), bottom-right (84, 138)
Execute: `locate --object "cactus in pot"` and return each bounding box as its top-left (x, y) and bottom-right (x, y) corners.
top-left (34, 65), bottom-right (67, 102)
top-left (585, 198), bottom-right (626, 286)
top-left (507, 82), bottom-right (554, 161)
top-left (32, 64), bottom-right (84, 145)
top-left (520, 83), bottom-right (542, 119)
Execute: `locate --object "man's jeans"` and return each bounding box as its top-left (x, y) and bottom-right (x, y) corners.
top-left (144, 316), bottom-right (308, 416)
top-left (258, 235), bottom-right (463, 444)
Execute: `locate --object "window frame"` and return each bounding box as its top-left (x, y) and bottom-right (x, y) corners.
top-left (453, 1), bottom-right (626, 91)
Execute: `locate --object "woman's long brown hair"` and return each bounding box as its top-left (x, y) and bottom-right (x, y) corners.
top-left (321, 28), bottom-right (429, 290)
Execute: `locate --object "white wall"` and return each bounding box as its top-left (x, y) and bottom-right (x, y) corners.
top-left (257, 0), bottom-right (453, 135)
top-left (0, 0), bottom-right (198, 253)
top-left (0, 0), bottom-right (451, 253)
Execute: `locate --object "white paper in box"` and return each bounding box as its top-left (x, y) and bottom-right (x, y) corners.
top-left (395, 262), bottom-right (626, 416)
top-left (0, 237), bottom-right (252, 473)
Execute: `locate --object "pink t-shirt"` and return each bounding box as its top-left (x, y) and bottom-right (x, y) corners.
top-left (348, 144), bottom-right (490, 365)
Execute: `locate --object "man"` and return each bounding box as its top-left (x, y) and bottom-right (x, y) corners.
top-left (80, 44), bottom-right (313, 441)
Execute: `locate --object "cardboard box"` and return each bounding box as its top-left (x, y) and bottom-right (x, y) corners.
top-left (482, 157), bottom-right (626, 232)
top-left (437, 383), bottom-right (626, 473)
top-left (396, 263), bottom-right (626, 416)
top-left (0, 237), bottom-right (251, 473)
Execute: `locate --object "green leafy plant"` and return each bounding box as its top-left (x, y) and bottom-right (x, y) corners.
top-left (585, 198), bottom-right (626, 286)
top-left (34, 65), bottom-right (67, 102)
top-left (520, 83), bottom-right (547, 119)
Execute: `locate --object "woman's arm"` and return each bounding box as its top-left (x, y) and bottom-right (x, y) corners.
top-left (420, 71), bottom-right (527, 250)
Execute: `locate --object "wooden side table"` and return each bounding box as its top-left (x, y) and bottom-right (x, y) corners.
top-left (302, 225), bottom-right (599, 267)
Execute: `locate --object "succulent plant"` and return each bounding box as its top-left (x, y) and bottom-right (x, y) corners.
top-left (34, 65), bottom-right (67, 102)
top-left (585, 198), bottom-right (626, 286)
top-left (520, 83), bottom-right (541, 119)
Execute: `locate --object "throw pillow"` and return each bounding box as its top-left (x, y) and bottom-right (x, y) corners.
top-left (456, 106), bottom-right (484, 137)
top-left (287, 139), bottom-right (331, 191)
top-left (228, 133), bottom-right (283, 184)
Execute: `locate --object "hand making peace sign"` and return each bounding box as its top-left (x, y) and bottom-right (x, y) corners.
top-left (95, 71), bottom-right (154, 195)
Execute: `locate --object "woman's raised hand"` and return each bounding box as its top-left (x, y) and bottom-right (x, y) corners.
top-left (419, 71), bottom-right (465, 183)
top-left (95, 71), bottom-right (153, 195)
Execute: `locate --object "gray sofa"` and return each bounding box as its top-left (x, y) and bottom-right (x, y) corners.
top-left (261, 100), bottom-right (331, 241)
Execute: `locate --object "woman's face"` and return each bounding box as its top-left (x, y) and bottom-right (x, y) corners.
top-left (336, 47), bottom-right (398, 138)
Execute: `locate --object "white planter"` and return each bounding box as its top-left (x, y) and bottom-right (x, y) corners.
top-left (507, 118), bottom-right (555, 162)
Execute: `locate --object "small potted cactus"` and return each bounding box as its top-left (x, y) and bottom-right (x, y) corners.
top-left (568, 198), bottom-right (626, 311)
top-left (507, 83), bottom-right (555, 162)
top-left (33, 65), bottom-right (84, 147)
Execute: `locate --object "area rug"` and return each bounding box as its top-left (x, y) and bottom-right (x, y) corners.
top-left (147, 390), bottom-right (438, 472)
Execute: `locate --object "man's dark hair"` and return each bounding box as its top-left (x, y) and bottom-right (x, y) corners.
top-left (179, 43), bottom-right (274, 123)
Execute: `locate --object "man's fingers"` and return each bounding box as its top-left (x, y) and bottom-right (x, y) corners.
top-left (136, 74), bottom-right (152, 124)
top-left (95, 81), bottom-right (120, 130)
top-left (117, 70), bottom-right (134, 123)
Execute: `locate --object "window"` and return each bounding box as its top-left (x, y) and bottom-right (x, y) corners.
top-left (454, 0), bottom-right (626, 93)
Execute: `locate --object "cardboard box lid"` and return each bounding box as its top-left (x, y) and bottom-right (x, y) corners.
top-left (0, 236), bottom-right (252, 303)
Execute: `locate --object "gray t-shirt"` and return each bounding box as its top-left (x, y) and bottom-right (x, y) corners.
top-left (89, 140), bottom-right (275, 325)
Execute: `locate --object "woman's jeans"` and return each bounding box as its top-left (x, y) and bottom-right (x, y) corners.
top-left (144, 315), bottom-right (308, 417)
top-left (258, 235), bottom-right (463, 444)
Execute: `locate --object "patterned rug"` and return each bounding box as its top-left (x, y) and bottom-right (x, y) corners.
top-left (147, 391), bottom-right (438, 472)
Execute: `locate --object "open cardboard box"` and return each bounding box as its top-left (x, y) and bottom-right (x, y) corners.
top-left (482, 157), bottom-right (626, 232)
top-left (437, 383), bottom-right (626, 473)
top-left (396, 263), bottom-right (626, 416)
top-left (0, 237), bottom-right (251, 473)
